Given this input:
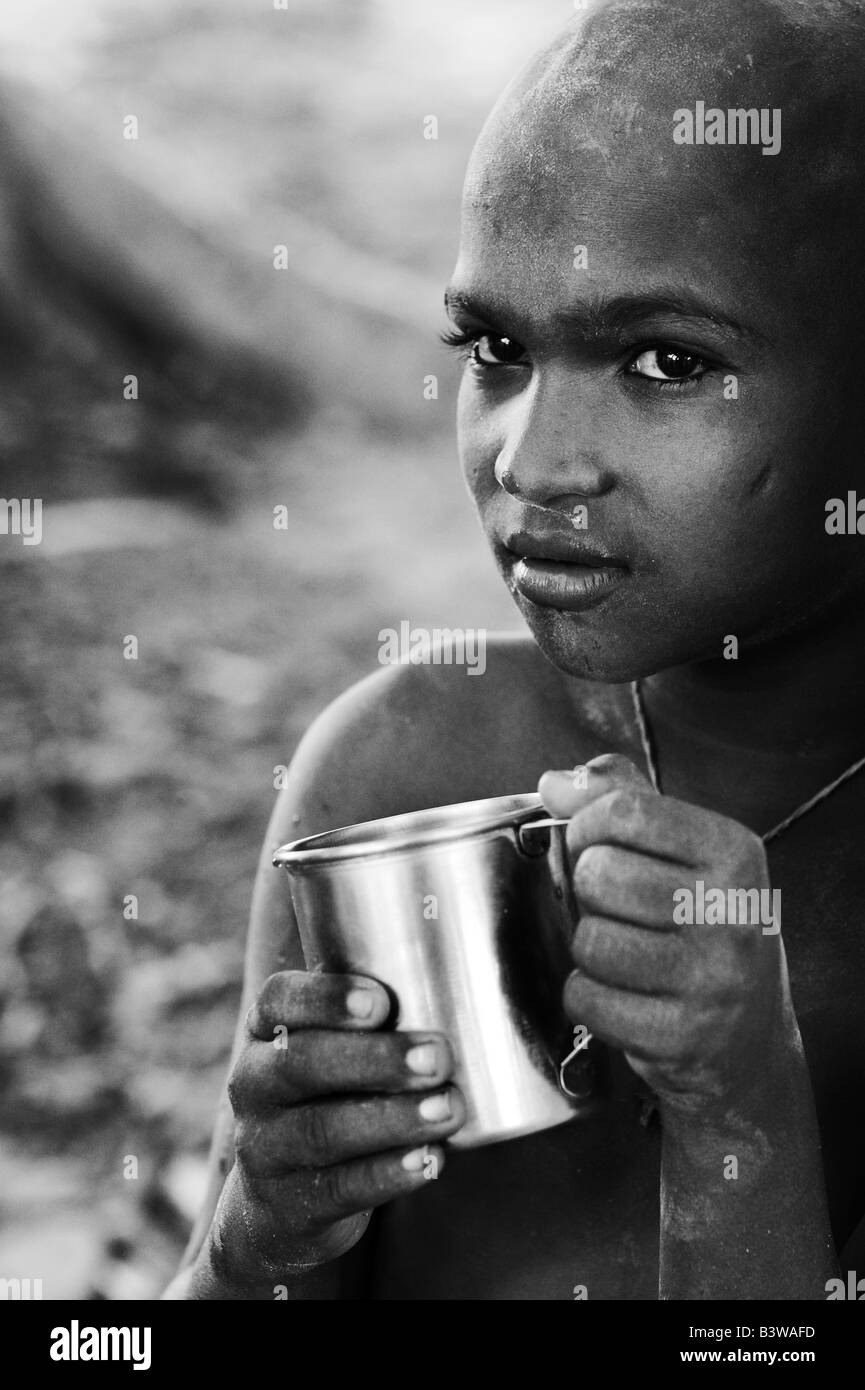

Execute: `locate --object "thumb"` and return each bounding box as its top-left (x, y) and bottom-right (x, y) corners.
top-left (538, 753), bottom-right (653, 819)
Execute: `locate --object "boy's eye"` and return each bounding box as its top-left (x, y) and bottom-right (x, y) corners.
top-left (472, 334), bottom-right (529, 367)
top-left (628, 348), bottom-right (707, 381)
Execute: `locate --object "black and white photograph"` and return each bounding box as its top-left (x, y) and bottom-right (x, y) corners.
top-left (2, 0), bottom-right (864, 1342)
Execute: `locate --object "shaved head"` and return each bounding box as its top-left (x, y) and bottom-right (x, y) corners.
top-left (485, 0), bottom-right (865, 143)
top-left (466, 0), bottom-right (865, 312)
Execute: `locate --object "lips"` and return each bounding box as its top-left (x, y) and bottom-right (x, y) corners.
top-left (502, 529), bottom-right (626, 569)
top-left (502, 529), bottom-right (629, 613)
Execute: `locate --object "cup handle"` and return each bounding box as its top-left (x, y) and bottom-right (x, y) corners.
top-left (517, 816), bottom-right (571, 840)
top-left (518, 818), bottom-right (577, 916)
top-left (519, 818), bottom-right (597, 1098)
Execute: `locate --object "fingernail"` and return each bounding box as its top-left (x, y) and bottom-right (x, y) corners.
top-left (405, 1043), bottom-right (439, 1076)
top-left (419, 1092), bottom-right (451, 1123)
top-left (346, 988), bottom-right (376, 1019)
top-left (401, 1146), bottom-right (430, 1173)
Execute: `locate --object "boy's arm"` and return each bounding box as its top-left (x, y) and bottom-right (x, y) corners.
top-left (658, 1025), bottom-right (838, 1300)
top-left (540, 756), bottom-right (840, 1301)
top-left (163, 666), bottom-right (433, 1301)
top-left (163, 792), bottom-right (355, 1300)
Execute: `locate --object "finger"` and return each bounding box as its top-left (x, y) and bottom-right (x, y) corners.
top-left (565, 787), bottom-right (731, 868)
top-left (246, 971), bottom-right (391, 1041)
top-left (572, 845), bottom-right (684, 928)
top-left (236, 1087), bottom-right (466, 1175)
top-left (539, 753), bottom-right (652, 820)
top-left (563, 970), bottom-right (683, 1060)
top-left (232, 1029), bottom-right (456, 1107)
top-left (572, 914), bottom-right (684, 994)
top-left (251, 1143), bottom-right (449, 1241)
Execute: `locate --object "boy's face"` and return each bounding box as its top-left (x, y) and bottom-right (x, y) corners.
top-left (448, 6), bottom-right (865, 682)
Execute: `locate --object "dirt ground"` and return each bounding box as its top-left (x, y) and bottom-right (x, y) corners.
top-left (0, 0), bottom-right (564, 1298)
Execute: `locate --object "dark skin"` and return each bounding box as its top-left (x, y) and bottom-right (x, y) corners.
top-left (166, 0), bottom-right (865, 1299)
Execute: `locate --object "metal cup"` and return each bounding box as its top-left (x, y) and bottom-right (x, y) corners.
top-left (272, 794), bottom-right (598, 1148)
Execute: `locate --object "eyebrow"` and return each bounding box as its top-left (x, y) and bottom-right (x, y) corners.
top-left (443, 286), bottom-right (765, 347)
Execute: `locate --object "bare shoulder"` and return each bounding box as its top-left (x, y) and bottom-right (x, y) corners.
top-left (278, 633), bottom-right (636, 833)
top-left (285, 632), bottom-right (547, 823)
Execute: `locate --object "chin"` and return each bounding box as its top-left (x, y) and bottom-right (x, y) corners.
top-left (515, 603), bottom-right (637, 682)
top-left (513, 598), bottom-right (697, 684)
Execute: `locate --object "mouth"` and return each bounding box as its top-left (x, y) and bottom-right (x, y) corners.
top-left (502, 531), bottom-right (629, 613)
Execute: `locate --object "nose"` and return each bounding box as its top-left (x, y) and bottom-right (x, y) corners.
top-left (493, 370), bottom-right (615, 508)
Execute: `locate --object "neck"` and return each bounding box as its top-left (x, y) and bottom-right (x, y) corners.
top-left (645, 594), bottom-right (865, 760)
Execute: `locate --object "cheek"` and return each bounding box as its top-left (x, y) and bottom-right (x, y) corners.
top-left (640, 400), bottom-right (828, 575)
top-left (456, 380), bottom-right (498, 502)
top-left (646, 441), bottom-right (845, 621)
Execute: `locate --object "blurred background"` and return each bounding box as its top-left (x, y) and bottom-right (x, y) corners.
top-left (0, 0), bottom-right (566, 1298)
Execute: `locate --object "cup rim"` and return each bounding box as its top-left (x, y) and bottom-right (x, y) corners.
top-left (272, 793), bottom-right (546, 869)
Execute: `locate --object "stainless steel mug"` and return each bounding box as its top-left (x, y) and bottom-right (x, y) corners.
top-left (272, 794), bottom-right (597, 1148)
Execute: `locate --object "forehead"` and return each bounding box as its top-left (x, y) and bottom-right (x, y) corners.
top-left (458, 128), bottom-right (784, 341)
top-left (455, 4), bottom-right (865, 338)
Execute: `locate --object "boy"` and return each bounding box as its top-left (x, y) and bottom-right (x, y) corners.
top-left (167, 0), bottom-right (865, 1299)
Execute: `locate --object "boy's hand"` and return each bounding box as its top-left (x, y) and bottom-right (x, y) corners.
top-left (212, 971), bottom-right (465, 1288)
top-left (540, 755), bottom-right (794, 1119)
